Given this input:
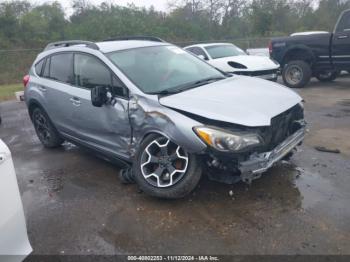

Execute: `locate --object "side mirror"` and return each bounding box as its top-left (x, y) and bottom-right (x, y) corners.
top-left (91, 86), bottom-right (108, 107)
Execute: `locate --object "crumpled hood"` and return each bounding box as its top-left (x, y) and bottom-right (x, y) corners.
top-left (159, 76), bottom-right (302, 127)
top-left (209, 55), bottom-right (279, 72)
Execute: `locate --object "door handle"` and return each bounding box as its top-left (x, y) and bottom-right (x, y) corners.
top-left (337, 35), bottom-right (348, 39)
top-left (70, 97), bottom-right (81, 106)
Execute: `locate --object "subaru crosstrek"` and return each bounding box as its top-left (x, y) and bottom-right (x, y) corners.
top-left (24, 38), bottom-right (306, 199)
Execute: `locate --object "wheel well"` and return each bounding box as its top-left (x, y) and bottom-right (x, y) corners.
top-left (28, 100), bottom-right (43, 120)
top-left (139, 131), bottom-right (169, 145)
top-left (282, 49), bottom-right (314, 67)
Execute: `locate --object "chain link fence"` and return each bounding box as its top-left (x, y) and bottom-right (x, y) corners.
top-left (0, 48), bottom-right (41, 85)
top-left (0, 37), bottom-right (271, 85)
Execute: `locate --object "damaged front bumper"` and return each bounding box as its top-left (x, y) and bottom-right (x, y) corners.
top-left (239, 126), bottom-right (306, 183)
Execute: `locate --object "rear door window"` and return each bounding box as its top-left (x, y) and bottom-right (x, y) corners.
top-left (35, 59), bottom-right (44, 76)
top-left (49, 53), bottom-right (74, 84)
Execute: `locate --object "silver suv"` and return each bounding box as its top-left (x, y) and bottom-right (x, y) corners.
top-left (24, 38), bottom-right (306, 199)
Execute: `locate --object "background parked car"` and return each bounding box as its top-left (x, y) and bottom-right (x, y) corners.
top-left (0, 139), bottom-right (32, 261)
top-left (270, 9), bottom-right (350, 88)
top-left (184, 43), bottom-right (280, 81)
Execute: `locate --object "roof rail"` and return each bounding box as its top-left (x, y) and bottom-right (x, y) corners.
top-left (44, 40), bottom-right (99, 51)
top-left (103, 36), bottom-right (165, 43)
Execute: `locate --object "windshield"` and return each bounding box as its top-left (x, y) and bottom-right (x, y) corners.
top-left (107, 45), bottom-right (224, 94)
top-left (205, 45), bottom-right (246, 59)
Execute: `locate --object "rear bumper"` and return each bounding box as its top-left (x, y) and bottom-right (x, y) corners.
top-left (239, 126), bottom-right (306, 183)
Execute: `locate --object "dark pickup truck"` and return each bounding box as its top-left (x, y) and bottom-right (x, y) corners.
top-left (270, 9), bottom-right (350, 88)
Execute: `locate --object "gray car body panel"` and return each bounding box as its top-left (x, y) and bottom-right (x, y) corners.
top-left (160, 75), bottom-right (302, 127)
top-left (25, 40), bottom-right (302, 164)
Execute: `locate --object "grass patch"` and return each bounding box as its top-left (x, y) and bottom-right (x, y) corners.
top-left (0, 83), bottom-right (23, 101)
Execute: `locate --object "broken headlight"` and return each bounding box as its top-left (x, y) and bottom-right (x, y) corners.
top-left (194, 126), bottom-right (262, 152)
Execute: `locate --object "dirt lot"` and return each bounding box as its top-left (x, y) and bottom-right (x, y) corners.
top-left (0, 76), bottom-right (350, 256)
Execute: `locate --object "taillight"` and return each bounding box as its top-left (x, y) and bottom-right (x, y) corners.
top-left (268, 41), bottom-right (272, 54)
top-left (23, 75), bottom-right (30, 87)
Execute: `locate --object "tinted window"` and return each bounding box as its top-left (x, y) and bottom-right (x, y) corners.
top-left (74, 54), bottom-right (111, 89)
top-left (112, 76), bottom-right (128, 97)
top-left (43, 57), bottom-right (50, 78)
top-left (74, 53), bottom-right (128, 97)
top-left (35, 59), bottom-right (44, 76)
top-left (49, 53), bottom-right (74, 84)
top-left (337, 11), bottom-right (350, 32)
top-left (205, 45), bottom-right (246, 59)
top-left (188, 47), bottom-right (208, 60)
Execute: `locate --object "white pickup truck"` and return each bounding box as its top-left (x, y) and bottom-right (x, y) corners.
top-left (0, 139), bottom-right (32, 261)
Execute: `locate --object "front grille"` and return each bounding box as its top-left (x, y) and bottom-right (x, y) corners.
top-left (234, 69), bottom-right (277, 77)
top-left (260, 104), bottom-right (304, 150)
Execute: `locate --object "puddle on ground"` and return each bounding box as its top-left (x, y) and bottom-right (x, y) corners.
top-left (338, 99), bottom-right (350, 107)
top-left (294, 168), bottom-right (349, 215)
top-left (41, 168), bottom-right (65, 193)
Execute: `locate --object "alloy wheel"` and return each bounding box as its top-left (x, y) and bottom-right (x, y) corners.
top-left (140, 137), bottom-right (189, 188)
top-left (33, 110), bottom-right (51, 143)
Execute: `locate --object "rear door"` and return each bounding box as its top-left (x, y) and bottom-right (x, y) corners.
top-left (0, 140), bottom-right (32, 259)
top-left (332, 10), bottom-right (350, 68)
top-left (68, 52), bottom-right (131, 159)
top-left (40, 52), bottom-right (76, 134)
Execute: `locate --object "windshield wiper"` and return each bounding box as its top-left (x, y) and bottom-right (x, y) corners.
top-left (150, 76), bottom-right (225, 96)
top-left (194, 77), bottom-right (225, 85)
top-left (173, 76), bottom-right (225, 93)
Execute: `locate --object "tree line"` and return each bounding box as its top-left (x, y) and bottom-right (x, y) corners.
top-left (0, 0), bottom-right (350, 49)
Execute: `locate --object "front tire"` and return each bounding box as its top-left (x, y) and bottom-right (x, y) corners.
top-left (133, 134), bottom-right (202, 199)
top-left (282, 60), bottom-right (311, 88)
top-left (32, 107), bottom-right (64, 148)
top-left (315, 71), bottom-right (338, 82)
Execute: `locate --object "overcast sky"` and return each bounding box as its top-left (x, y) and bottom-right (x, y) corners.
top-left (32, 0), bottom-right (170, 15)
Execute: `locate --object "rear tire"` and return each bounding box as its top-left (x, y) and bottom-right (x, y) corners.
top-left (133, 134), bottom-right (202, 199)
top-left (315, 71), bottom-right (338, 82)
top-left (282, 60), bottom-right (312, 88)
top-left (32, 107), bottom-right (64, 148)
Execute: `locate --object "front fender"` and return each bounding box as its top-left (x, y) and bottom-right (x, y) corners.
top-left (128, 95), bottom-right (207, 157)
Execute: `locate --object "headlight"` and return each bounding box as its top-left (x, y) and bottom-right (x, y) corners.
top-left (194, 126), bottom-right (261, 152)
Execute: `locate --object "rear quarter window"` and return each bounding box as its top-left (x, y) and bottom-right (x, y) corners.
top-left (35, 59), bottom-right (44, 76)
top-left (43, 57), bottom-right (50, 78)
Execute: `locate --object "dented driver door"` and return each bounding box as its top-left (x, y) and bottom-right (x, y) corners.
top-left (67, 52), bottom-right (132, 159)
top-left (69, 86), bottom-right (132, 160)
